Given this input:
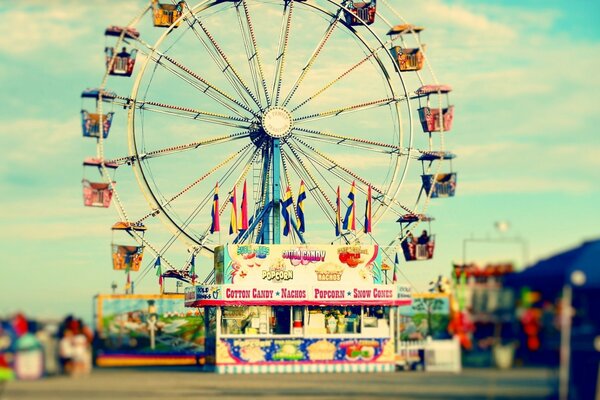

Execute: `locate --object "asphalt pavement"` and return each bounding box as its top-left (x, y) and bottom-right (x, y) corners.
top-left (1, 367), bottom-right (558, 400)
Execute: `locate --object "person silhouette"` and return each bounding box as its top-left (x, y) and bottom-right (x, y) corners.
top-left (117, 47), bottom-right (130, 58)
top-left (417, 230), bottom-right (429, 245)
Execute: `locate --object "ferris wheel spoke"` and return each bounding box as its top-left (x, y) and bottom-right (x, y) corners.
top-left (113, 95), bottom-right (253, 129)
top-left (290, 137), bottom-right (415, 215)
top-left (181, 4), bottom-right (263, 111)
top-left (282, 144), bottom-right (336, 217)
top-left (133, 39), bottom-right (257, 118)
top-left (239, 0), bottom-right (271, 107)
top-left (292, 127), bottom-right (404, 155)
top-left (280, 148), bottom-right (336, 227)
top-left (107, 132), bottom-right (251, 166)
top-left (271, 0), bottom-right (295, 105)
top-left (163, 143), bottom-right (260, 249)
top-left (289, 38), bottom-right (394, 113)
top-left (235, 3), bottom-right (262, 106)
top-left (281, 4), bottom-right (344, 108)
top-left (293, 96), bottom-right (408, 124)
top-left (134, 143), bottom-right (256, 225)
top-left (174, 144), bottom-right (260, 244)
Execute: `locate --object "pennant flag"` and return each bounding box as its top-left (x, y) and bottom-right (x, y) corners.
top-left (393, 252), bottom-right (399, 283)
top-left (296, 181), bottom-right (306, 233)
top-left (281, 186), bottom-right (293, 236)
top-left (210, 182), bottom-right (220, 233)
top-left (125, 270), bottom-right (131, 292)
top-left (240, 180), bottom-right (249, 231)
top-left (154, 257), bottom-right (163, 287)
top-left (229, 186), bottom-right (238, 235)
top-left (335, 186), bottom-right (341, 236)
top-left (363, 185), bottom-right (372, 233)
top-left (342, 181), bottom-right (356, 231)
top-left (190, 254), bottom-right (196, 285)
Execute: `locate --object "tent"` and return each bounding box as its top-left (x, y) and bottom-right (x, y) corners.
top-left (504, 238), bottom-right (600, 297)
top-left (565, 239), bottom-right (600, 289)
top-left (506, 238), bottom-right (600, 399)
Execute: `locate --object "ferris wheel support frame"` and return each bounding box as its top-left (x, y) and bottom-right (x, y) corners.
top-left (123, 0), bottom-right (415, 250)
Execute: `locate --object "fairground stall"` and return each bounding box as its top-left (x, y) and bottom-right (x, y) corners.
top-left (94, 294), bottom-right (205, 367)
top-left (185, 244), bottom-right (411, 373)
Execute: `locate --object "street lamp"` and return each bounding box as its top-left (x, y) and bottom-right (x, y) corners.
top-left (462, 222), bottom-right (529, 269)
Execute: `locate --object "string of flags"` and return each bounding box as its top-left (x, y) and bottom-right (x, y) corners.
top-left (338, 181), bottom-right (373, 236)
top-left (154, 256), bottom-right (162, 289)
top-left (210, 182), bottom-right (220, 233)
top-left (281, 186), bottom-right (293, 236)
top-left (190, 254), bottom-right (196, 285)
top-left (154, 181), bottom-right (380, 290)
top-left (208, 180), bottom-right (374, 237)
top-left (296, 181), bottom-right (306, 233)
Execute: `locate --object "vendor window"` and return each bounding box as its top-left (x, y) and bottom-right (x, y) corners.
top-left (306, 306), bottom-right (362, 335)
top-left (220, 306), bottom-right (298, 336)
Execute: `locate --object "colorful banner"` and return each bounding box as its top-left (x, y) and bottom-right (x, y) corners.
top-left (185, 284), bottom-right (411, 307)
top-left (94, 294), bottom-right (205, 366)
top-left (215, 244), bottom-right (386, 285)
top-left (398, 293), bottom-right (450, 341)
top-left (216, 337), bottom-right (394, 365)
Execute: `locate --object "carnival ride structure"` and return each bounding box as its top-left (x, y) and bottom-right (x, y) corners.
top-left (80, 0), bottom-right (458, 296)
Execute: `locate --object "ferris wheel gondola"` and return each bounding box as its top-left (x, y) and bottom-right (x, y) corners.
top-left (387, 24), bottom-right (425, 72)
top-left (151, 0), bottom-right (185, 28)
top-left (82, 158), bottom-right (117, 208)
top-left (104, 26), bottom-right (140, 77)
top-left (397, 213), bottom-right (435, 262)
top-left (415, 84), bottom-right (454, 133)
top-left (111, 222), bottom-right (147, 271)
top-left (81, 89), bottom-right (116, 139)
top-left (419, 151), bottom-right (457, 199)
top-left (345, 0), bottom-right (377, 26)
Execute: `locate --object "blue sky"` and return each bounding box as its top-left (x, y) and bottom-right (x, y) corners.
top-left (0, 0), bottom-right (599, 322)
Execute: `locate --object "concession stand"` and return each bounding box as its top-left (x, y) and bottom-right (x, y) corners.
top-left (185, 244), bottom-right (412, 373)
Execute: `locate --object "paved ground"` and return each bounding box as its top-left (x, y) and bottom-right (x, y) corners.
top-left (1, 367), bottom-right (557, 400)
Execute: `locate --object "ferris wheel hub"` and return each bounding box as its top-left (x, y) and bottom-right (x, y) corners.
top-left (261, 107), bottom-right (293, 139)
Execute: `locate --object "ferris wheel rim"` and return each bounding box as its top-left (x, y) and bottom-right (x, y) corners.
top-left (117, 0), bottom-right (418, 246)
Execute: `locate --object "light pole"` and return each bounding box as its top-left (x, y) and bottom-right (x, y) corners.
top-left (462, 222), bottom-right (529, 269)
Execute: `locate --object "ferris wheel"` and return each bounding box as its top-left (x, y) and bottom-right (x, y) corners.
top-left (81, 0), bottom-right (457, 290)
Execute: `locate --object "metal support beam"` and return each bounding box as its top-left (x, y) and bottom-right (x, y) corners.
top-left (272, 139), bottom-right (282, 244)
top-left (234, 202), bottom-right (273, 244)
top-left (260, 146), bottom-right (271, 244)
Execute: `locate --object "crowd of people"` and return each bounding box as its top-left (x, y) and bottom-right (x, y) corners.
top-left (0, 313), bottom-right (93, 381)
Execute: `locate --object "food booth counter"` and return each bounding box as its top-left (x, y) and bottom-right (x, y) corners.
top-left (185, 244), bottom-right (411, 373)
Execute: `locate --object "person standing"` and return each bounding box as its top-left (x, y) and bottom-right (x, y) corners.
top-left (58, 330), bottom-right (74, 376)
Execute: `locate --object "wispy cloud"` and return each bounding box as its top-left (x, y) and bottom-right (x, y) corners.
top-left (0, 118), bottom-right (79, 171)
